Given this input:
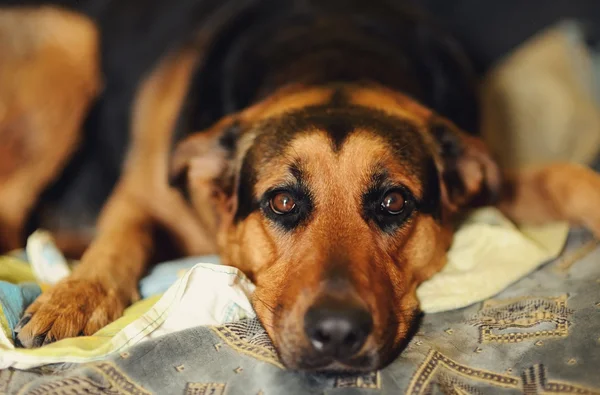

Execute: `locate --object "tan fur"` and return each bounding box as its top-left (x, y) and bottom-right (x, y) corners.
top-left (348, 85), bottom-right (432, 125)
top-left (242, 85), bottom-right (334, 120)
top-left (0, 7), bottom-right (100, 251)
top-left (499, 163), bottom-right (600, 238)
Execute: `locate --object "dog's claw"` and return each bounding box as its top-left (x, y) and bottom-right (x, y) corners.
top-left (13, 334), bottom-right (24, 348)
top-left (42, 333), bottom-right (55, 346)
top-left (32, 334), bottom-right (47, 348)
top-left (14, 313), bottom-right (32, 333)
top-left (14, 331), bottom-right (47, 349)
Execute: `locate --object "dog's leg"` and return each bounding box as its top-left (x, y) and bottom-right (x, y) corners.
top-left (0, 7), bottom-right (100, 252)
top-left (498, 163), bottom-right (600, 238)
top-left (15, 41), bottom-right (215, 348)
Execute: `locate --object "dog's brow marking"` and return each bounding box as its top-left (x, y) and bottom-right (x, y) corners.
top-left (331, 122), bottom-right (354, 153)
top-left (329, 87), bottom-right (350, 107)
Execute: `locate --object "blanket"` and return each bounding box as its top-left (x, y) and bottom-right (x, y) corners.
top-left (1, 227), bottom-right (599, 394)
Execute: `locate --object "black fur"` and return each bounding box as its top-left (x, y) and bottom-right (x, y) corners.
top-left (233, 153), bottom-right (259, 223)
top-left (188, 0), bottom-right (479, 132)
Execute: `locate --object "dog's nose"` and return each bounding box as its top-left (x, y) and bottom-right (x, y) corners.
top-left (304, 302), bottom-right (373, 360)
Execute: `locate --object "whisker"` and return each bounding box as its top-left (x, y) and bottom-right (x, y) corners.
top-left (253, 296), bottom-right (278, 315)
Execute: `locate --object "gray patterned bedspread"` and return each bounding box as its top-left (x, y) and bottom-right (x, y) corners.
top-left (2, 228), bottom-right (599, 394)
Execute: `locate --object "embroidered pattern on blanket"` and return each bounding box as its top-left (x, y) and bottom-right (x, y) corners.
top-left (407, 349), bottom-right (521, 394)
top-left (436, 373), bottom-right (484, 395)
top-left (468, 295), bottom-right (572, 343)
top-left (334, 372), bottom-right (381, 389)
top-left (407, 350), bottom-right (600, 395)
top-left (521, 365), bottom-right (600, 395)
top-left (18, 362), bottom-right (151, 395)
top-left (184, 382), bottom-right (227, 395)
top-left (211, 318), bottom-right (283, 369)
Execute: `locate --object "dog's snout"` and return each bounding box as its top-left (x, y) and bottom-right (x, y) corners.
top-left (304, 302), bottom-right (373, 360)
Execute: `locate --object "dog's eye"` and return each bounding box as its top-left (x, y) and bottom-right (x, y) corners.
top-left (381, 191), bottom-right (405, 214)
top-left (363, 185), bottom-right (415, 232)
top-left (270, 192), bottom-right (296, 214)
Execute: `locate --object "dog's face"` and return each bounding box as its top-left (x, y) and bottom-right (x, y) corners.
top-left (171, 84), bottom-right (499, 371)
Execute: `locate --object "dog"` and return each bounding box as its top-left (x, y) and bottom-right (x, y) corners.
top-left (2, 0), bottom-right (600, 372)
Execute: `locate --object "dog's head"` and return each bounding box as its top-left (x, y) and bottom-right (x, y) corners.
top-left (170, 84), bottom-right (500, 371)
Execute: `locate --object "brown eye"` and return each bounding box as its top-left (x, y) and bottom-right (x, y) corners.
top-left (270, 192), bottom-right (296, 214)
top-left (381, 191), bottom-right (405, 214)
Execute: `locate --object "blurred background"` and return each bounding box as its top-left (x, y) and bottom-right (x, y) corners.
top-left (419, 0), bottom-right (600, 168)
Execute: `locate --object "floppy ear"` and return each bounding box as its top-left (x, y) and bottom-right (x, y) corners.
top-left (170, 116), bottom-right (241, 187)
top-left (169, 117), bottom-right (242, 230)
top-left (429, 117), bottom-right (502, 213)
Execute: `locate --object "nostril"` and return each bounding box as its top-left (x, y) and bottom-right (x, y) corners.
top-left (311, 328), bottom-right (330, 351)
top-left (344, 331), bottom-right (358, 347)
top-left (315, 328), bottom-right (330, 343)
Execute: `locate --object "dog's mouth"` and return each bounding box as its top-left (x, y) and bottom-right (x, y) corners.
top-left (292, 351), bottom-right (383, 372)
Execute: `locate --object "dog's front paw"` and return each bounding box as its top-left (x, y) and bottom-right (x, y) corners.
top-left (14, 278), bottom-right (125, 348)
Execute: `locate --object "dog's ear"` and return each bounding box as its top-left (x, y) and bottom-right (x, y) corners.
top-left (169, 117), bottom-right (242, 202)
top-left (429, 117), bottom-right (501, 213)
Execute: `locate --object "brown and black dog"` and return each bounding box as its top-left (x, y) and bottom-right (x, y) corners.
top-left (2, 0), bottom-right (600, 372)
